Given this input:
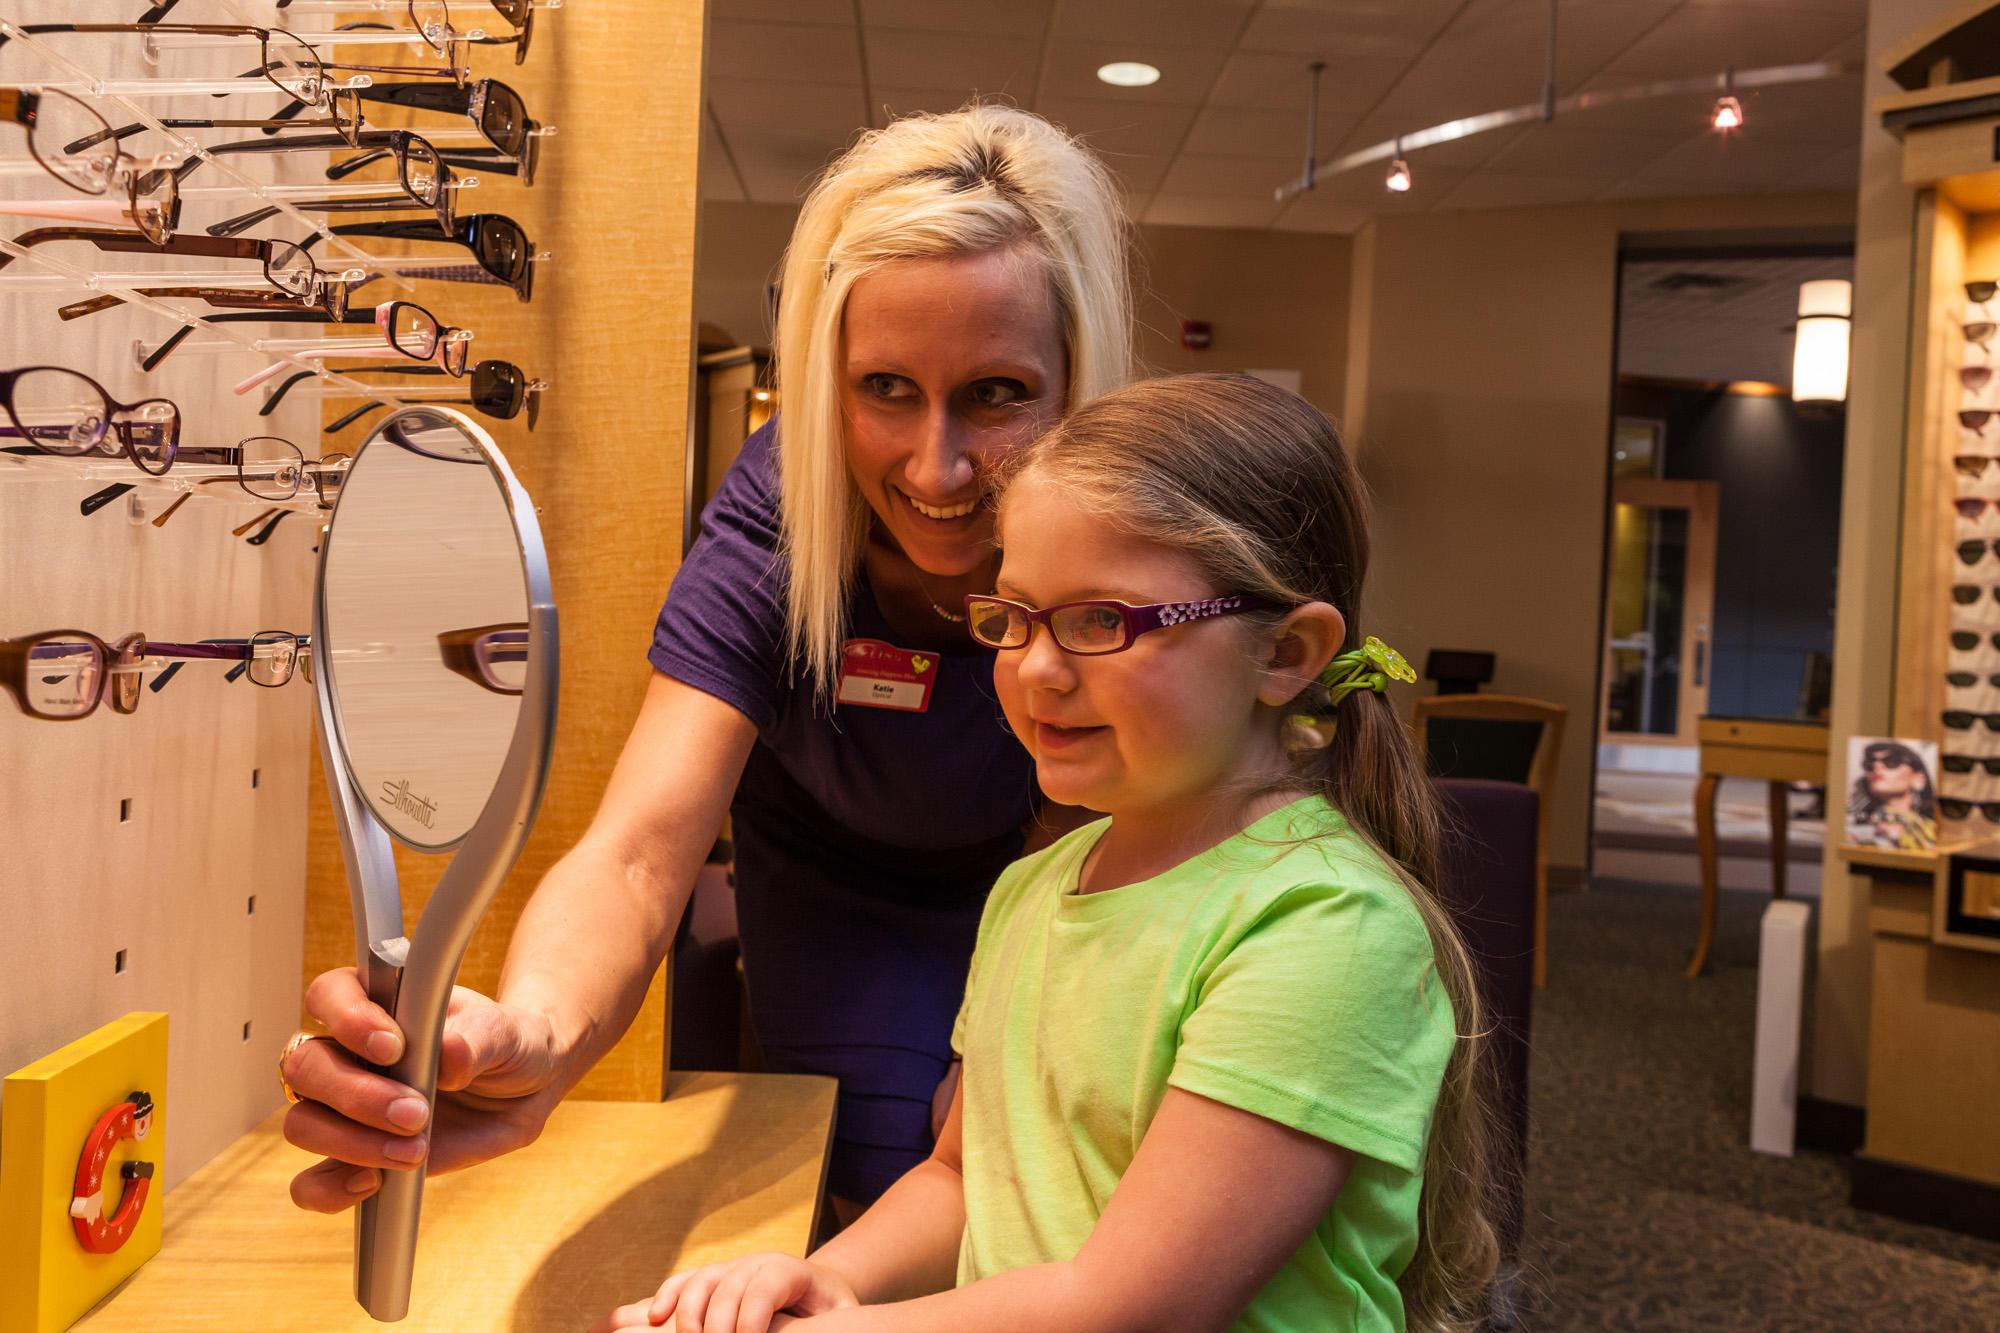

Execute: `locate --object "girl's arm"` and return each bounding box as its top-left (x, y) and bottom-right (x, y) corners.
top-left (793, 1086), bottom-right (1354, 1333)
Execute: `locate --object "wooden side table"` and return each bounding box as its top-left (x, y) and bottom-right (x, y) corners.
top-left (1690, 716), bottom-right (1830, 977)
top-left (70, 1072), bottom-right (834, 1331)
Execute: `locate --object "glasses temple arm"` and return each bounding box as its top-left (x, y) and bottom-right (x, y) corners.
top-left (326, 401), bottom-right (391, 433)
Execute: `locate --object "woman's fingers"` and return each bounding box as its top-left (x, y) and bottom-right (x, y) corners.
top-left (281, 1038), bottom-right (430, 1138)
top-left (282, 1098), bottom-right (428, 1171)
top-left (288, 1156), bottom-right (382, 1213)
top-left (303, 967), bottom-right (405, 1066)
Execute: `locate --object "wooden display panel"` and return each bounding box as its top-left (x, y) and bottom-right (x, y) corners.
top-left (0, 6), bottom-right (324, 1187)
top-left (301, 0), bottom-right (708, 1099)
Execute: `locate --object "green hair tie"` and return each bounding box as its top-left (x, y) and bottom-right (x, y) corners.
top-left (1316, 636), bottom-right (1416, 710)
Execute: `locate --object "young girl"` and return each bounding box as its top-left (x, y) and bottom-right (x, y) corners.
top-left (594, 374), bottom-right (1496, 1333)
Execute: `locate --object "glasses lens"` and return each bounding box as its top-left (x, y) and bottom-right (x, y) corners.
top-left (109, 637), bottom-right (145, 714)
top-left (482, 81), bottom-right (528, 155)
top-left (471, 361), bottom-right (524, 417)
top-left (116, 399), bottom-right (178, 474)
top-left (328, 88), bottom-right (362, 147)
top-left (399, 135), bottom-right (442, 205)
top-left (1960, 539), bottom-right (1991, 565)
top-left (1969, 323), bottom-right (1998, 345)
top-left (1949, 672), bottom-right (1979, 687)
top-left (9, 367), bottom-right (112, 454)
top-left (239, 435), bottom-right (304, 500)
top-left (263, 31), bottom-right (327, 107)
top-left (408, 0), bottom-right (453, 52)
top-left (441, 333), bottom-right (469, 377)
top-left (1945, 710), bottom-right (1977, 729)
top-left (31, 88), bottom-right (120, 195)
top-left (1964, 411), bottom-right (1996, 432)
top-left (314, 452), bottom-right (350, 504)
top-left (1956, 457), bottom-right (1989, 479)
top-left (1944, 753), bottom-right (1976, 772)
top-left (514, 5), bottom-right (532, 64)
top-left (966, 599), bottom-right (1028, 649)
top-left (24, 636), bottom-right (102, 719)
top-left (264, 240), bottom-right (316, 297)
top-left (247, 631), bottom-right (299, 687)
top-left (474, 627), bottom-right (528, 692)
top-left (1943, 798), bottom-right (1973, 819)
top-left (473, 217), bottom-right (529, 282)
top-left (1970, 281), bottom-right (1999, 304)
top-left (1954, 631), bottom-right (1981, 649)
top-left (321, 278), bottom-right (352, 321)
top-left (1954, 584), bottom-right (1981, 604)
top-left (1956, 498), bottom-right (1993, 520)
top-left (1051, 604), bottom-right (1130, 653)
top-left (1966, 366), bottom-right (1995, 393)
top-left (389, 303), bottom-right (440, 358)
top-left (127, 168), bottom-right (177, 245)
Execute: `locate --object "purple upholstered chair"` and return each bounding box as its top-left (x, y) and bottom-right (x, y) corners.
top-left (1433, 777), bottom-right (1538, 1302)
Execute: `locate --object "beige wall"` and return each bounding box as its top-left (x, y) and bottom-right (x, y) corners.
top-left (1344, 191), bottom-right (1856, 876)
top-left (696, 202), bottom-right (1352, 418)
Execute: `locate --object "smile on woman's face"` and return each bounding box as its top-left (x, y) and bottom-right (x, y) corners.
top-left (839, 245), bottom-right (1068, 578)
top-left (991, 473), bottom-right (1285, 830)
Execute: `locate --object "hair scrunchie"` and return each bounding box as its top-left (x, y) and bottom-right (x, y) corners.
top-left (1316, 636), bottom-right (1416, 711)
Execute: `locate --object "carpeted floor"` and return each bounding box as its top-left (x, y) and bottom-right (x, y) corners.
top-left (1514, 878), bottom-right (2000, 1331)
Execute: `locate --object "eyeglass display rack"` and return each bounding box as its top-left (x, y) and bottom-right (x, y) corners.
top-left (0, 0), bottom-right (542, 1190)
top-left (1840, 2), bottom-right (2000, 1238)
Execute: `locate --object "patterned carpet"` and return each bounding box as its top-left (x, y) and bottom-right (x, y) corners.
top-left (1513, 879), bottom-right (2000, 1331)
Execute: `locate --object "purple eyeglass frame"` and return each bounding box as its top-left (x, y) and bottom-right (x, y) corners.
top-left (963, 593), bottom-right (1280, 655)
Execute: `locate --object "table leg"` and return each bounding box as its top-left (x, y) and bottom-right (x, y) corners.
top-left (1690, 772), bottom-right (1722, 978)
top-left (1769, 780), bottom-right (1789, 901)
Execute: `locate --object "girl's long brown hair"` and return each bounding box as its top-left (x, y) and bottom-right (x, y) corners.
top-left (1005, 373), bottom-right (1498, 1331)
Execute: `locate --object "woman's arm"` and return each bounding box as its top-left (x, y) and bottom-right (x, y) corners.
top-left (284, 673), bottom-right (759, 1211)
top-left (796, 1087), bottom-right (1354, 1333)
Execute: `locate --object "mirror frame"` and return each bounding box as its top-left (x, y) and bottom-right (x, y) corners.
top-left (309, 406), bottom-right (558, 1321)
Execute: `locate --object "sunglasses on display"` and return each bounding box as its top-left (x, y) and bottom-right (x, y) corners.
top-left (1965, 366), bottom-right (1994, 393)
top-left (1965, 411), bottom-right (1997, 433)
top-left (1953, 457), bottom-right (2000, 480)
top-left (268, 78), bottom-right (541, 185)
top-left (260, 359), bottom-right (542, 431)
top-left (1959, 539), bottom-right (2000, 565)
top-left (1940, 797), bottom-right (2000, 821)
top-left (300, 213), bottom-right (533, 301)
top-left (964, 593), bottom-right (1280, 655)
top-left (1970, 323), bottom-right (1998, 346)
top-left (1951, 585), bottom-right (2000, 605)
top-left (1943, 752), bottom-right (2000, 775)
top-left (1954, 498), bottom-right (2000, 520)
top-left (1946, 671), bottom-right (2000, 688)
top-left (1942, 710), bottom-right (2000, 731)
top-left (1971, 281), bottom-right (1998, 306)
top-left (1951, 631), bottom-right (2000, 651)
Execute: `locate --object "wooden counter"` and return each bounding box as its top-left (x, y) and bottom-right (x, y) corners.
top-left (72, 1072), bottom-right (834, 1331)
top-left (1689, 715), bottom-right (1829, 977)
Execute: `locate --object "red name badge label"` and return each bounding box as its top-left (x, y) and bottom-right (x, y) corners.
top-left (836, 639), bottom-right (938, 712)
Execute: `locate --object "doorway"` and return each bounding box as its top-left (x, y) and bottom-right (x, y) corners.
top-left (1591, 243), bottom-right (1852, 891)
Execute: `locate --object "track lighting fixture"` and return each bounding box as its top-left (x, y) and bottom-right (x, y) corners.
top-left (1711, 69), bottom-right (1744, 131)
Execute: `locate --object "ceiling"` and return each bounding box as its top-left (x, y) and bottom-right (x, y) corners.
top-left (698, 0), bottom-right (1868, 233)
top-left (1617, 253), bottom-right (1855, 386)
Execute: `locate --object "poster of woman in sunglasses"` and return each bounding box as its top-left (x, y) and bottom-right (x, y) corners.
top-left (1845, 737), bottom-right (1939, 850)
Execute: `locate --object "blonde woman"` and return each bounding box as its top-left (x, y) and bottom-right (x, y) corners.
top-left (280, 105), bottom-right (1134, 1223)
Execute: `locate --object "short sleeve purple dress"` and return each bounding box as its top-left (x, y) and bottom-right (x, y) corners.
top-left (649, 420), bottom-right (1038, 1202)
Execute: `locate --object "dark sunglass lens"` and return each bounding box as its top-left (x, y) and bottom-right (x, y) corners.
top-left (1954, 631), bottom-right (1981, 649)
top-left (1942, 798), bottom-right (1973, 819)
top-left (1944, 710), bottom-right (1977, 728)
top-left (1966, 366), bottom-right (1996, 392)
top-left (484, 84), bottom-right (527, 154)
top-left (476, 219), bottom-right (528, 280)
top-left (1944, 753), bottom-right (1976, 772)
top-left (1960, 539), bottom-right (1990, 564)
top-left (1970, 281), bottom-right (1999, 304)
top-left (1953, 584), bottom-right (1981, 604)
top-left (1956, 499), bottom-right (1993, 519)
top-left (1949, 671), bottom-right (1979, 687)
top-left (1970, 322), bottom-right (1999, 344)
top-left (1964, 411), bottom-right (1995, 431)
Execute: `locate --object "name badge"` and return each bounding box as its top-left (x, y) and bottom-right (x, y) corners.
top-left (836, 639), bottom-right (937, 712)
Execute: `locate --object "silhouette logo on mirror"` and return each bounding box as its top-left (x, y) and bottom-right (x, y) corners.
top-left (380, 779), bottom-right (439, 829)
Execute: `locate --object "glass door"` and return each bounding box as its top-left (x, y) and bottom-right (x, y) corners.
top-left (1600, 478), bottom-right (1719, 744)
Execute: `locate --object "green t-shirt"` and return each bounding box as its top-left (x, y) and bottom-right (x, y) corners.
top-left (950, 796), bottom-right (1454, 1333)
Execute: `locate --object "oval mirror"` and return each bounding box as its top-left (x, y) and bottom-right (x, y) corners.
top-left (318, 408), bottom-right (534, 850)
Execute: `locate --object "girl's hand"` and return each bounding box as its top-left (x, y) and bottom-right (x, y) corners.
top-left (590, 1254), bottom-right (859, 1333)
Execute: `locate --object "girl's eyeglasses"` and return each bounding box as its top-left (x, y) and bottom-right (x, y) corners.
top-left (0, 366), bottom-right (179, 473)
top-left (0, 631), bottom-right (147, 720)
top-left (964, 593), bottom-right (1280, 656)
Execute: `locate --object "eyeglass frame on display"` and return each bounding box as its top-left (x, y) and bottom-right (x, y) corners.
top-left (267, 78), bottom-right (541, 186)
top-left (0, 631), bottom-right (147, 721)
top-left (0, 365), bottom-right (180, 473)
top-left (0, 225), bottom-right (334, 299)
top-left (301, 213), bottom-right (534, 301)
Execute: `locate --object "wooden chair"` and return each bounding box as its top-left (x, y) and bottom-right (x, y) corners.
top-left (1411, 694), bottom-right (1568, 987)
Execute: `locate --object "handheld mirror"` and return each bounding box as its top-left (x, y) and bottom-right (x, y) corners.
top-left (312, 406), bottom-right (557, 1321)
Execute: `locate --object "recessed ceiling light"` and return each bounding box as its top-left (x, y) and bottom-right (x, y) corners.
top-left (1096, 61), bottom-right (1160, 88)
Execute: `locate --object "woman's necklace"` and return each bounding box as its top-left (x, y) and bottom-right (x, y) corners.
top-left (910, 566), bottom-right (970, 623)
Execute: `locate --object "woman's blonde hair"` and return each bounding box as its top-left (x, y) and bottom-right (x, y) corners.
top-left (774, 103), bottom-right (1134, 693)
top-left (1002, 373), bottom-right (1500, 1333)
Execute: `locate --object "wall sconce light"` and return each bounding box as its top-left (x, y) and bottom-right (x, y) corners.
top-left (1712, 68), bottom-right (1744, 130)
top-left (1793, 278), bottom-right (1852, 405)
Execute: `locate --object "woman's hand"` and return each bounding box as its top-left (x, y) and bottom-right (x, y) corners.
top-left (282, 967), bottom-right (563, 1212)
top-left (590, 1253), bottom-right (859, 1333)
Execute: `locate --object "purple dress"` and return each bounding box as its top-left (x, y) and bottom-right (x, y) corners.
top-left (649, 420), bottom-right (1038, 1202)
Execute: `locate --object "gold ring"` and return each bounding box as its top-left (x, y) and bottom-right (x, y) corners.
top-left (279, 1030), bottom-right (324, 1106)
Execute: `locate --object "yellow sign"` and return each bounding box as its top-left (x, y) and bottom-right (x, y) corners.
top-left (0, 1013), bottom-right (168, 1333)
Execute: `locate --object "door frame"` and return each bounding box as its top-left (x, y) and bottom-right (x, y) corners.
top-left (1598, 477), bottom-right (1720, 746)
